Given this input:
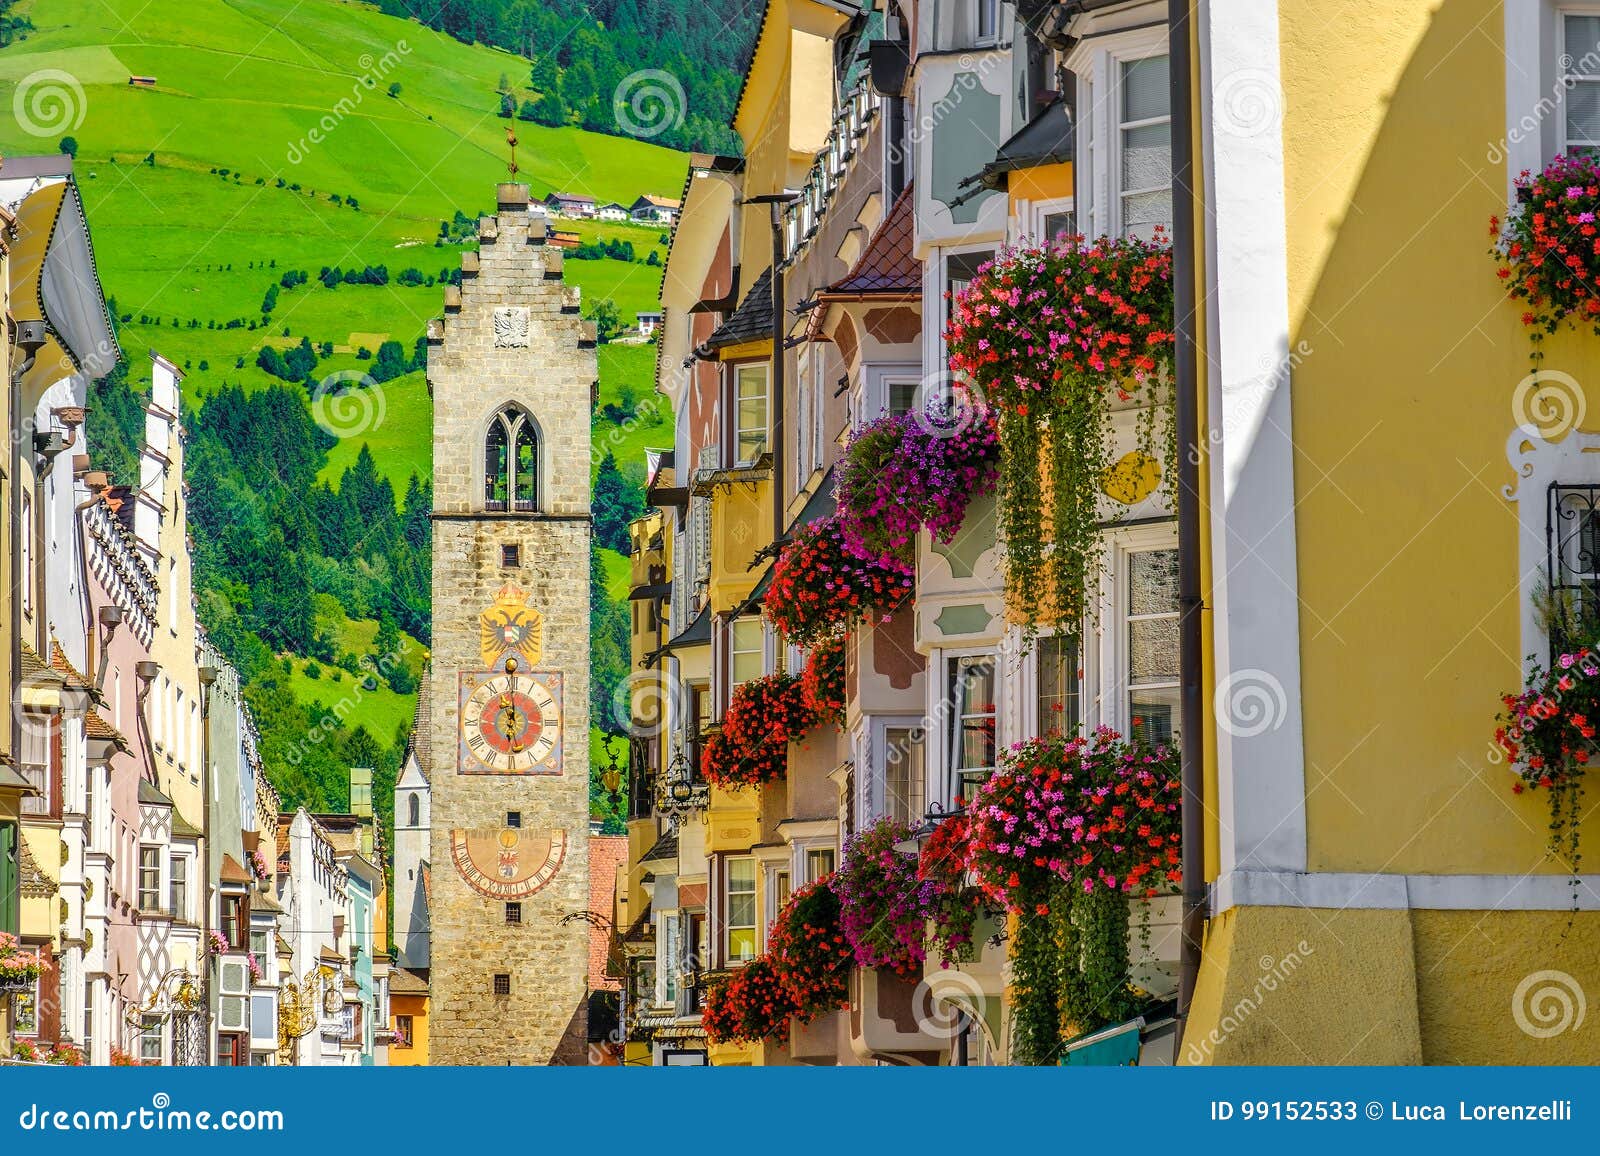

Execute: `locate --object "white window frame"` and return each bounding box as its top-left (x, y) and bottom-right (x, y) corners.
top-left (19, 490), bottom-right (31, 618)
top-left (168, 851), bottom-right (190, 921)
top-left (754, 844), bottom-right (793, 949)
top-left (658, 913), bottom-right (681, 1005)
top-left (137, 845), bottom-right (162, 913)
top-left (924, 245), bottom-right (997, 378)
top-left (1560, 8), bottom-right (1600, 156)
top-left (856, 361), bottom-right (923, 430)
top-left (1081, 521), bottom-right (1181, 742)
top-left (1024, 630), bottom-right (1083, 741)
top-left (796, 343), bottom-right (815, 479)
top-left (732, 362), bottom-right (770, 466)
top-left (921, 643), bottom-right (1009, 810)
top-left (1024, 195), bottom-right (1077, 247)
top-left (728, 615), bottom-right (770, 690)
top-left (1067, 27), bottom-right (1169, 241)
top-left (722, 855), bottom-right (758, 964)
top-left (975, 0), bottom-right (1001, 46)
top-left (803, 846), bottom-right (836, 884)
top-left (944, 650), bottom-right (1000, 805)
top-left (854, 715), bottom-right (927, 824)
top-left (140, 1014), bottom-right (164, 1064)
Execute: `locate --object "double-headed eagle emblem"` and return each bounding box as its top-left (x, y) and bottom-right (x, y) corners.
top-left (480, 582), bottom-right (544, 669)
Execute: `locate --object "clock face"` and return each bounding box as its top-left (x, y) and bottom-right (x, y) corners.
top-left (458, 669), bottom-right (563, 775)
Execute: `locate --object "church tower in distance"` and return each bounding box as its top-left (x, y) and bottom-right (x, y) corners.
top-left (424, 182), bottom-right (595, 1064)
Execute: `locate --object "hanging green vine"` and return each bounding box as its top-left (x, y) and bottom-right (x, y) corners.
top-left (1009, 885), bottom-right (1062, 1067)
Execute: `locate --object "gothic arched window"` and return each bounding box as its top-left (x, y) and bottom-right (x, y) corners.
top-left (484, 406), bottom-right (539, 511)
top-left (408, 792), bottom-right (420, 826)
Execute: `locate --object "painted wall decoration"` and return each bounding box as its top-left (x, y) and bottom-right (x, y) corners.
top-left (479, 582), bottom-right (544, 669)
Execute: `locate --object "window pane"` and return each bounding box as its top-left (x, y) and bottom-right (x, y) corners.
top-left (1036, 635), bottom-right (1080, 736)
top-left (1130, 686), bottom-right (1180, 748)
top-left (484, 420), bottom-right (508, 505)
top-left (1121, 122), bottom-right (1171, 191)
top-left (513, 421), bottom-right (537, 506)
top-left (1129, 550), bottom-right (1179, 615)
top-left (727, 928), bottom-right (757, 961)
top-left (1122, 192), bottom-right (1173, 241)
top-left (953, 658), bottom-right (996, 771)
top-left (1130, 617), bottom-right (1180, 681)
top-left (1121, 55), bottom-right (1170, 122)
top-left (1043, 211), bottom-right (1075, 242)
top-left (727, 857), bottom-right (755, 890)
top-left (885, 727), bottom-right (925, 823)
top-left (806, 848), bottom-right (835, 881)
top-left (1569, 16), bottom-right (1600, 75)
top-left (888, 380), bottom-right (918, 417)
top-left (1569, 81), bottom-right (1600, 146)
top-left (730, 619), bottom-right (764, 685)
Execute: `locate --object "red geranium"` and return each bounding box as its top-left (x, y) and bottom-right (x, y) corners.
top-left (799, 634), bottom-right (846, 725)
top-left (763, 516), bottom-right (915, 647)
top-left (702, 672), bottom-right (817, 789)
top-left (946, 232), bottom-right (1174, 414)
top-left (765, 880), bottom-right (852, 1019)
top-left (965, 728), bottom-right (1181, 909)
top-left (702, 957), bottom-right (797, 1045)
top-left (1493, 154), bottom-right (1600, 353)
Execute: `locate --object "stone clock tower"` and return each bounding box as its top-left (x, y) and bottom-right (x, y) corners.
top-left (424, 183), bottom-right (595, 1065)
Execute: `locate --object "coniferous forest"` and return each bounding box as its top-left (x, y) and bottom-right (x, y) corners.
top-left (377, 0), bottom-right (758, 154)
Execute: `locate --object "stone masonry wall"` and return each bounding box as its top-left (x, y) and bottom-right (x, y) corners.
top-left (425, 186), bottom-right (596, 1065)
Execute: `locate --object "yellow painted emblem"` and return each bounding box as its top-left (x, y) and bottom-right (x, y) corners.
top-left (479, 582), bottom-right (544, 669)
top-left (1100, 451), bottom-right (1162, 505)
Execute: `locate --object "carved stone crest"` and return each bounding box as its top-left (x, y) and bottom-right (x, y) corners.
top-left (493, 306), bottom-right (530, 347)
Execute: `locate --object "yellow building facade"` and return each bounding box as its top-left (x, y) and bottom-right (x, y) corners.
top-left (1182, 1), bottom-right (1600, 1064)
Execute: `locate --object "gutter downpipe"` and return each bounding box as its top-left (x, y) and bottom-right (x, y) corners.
top-left (1170, 0), bottom-right (1206, 1041)
top-left (740, 192), bottom-right (800, 547)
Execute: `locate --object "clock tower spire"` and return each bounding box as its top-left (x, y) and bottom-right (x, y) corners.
top-left (423, 182), bottom-right (596, 1065)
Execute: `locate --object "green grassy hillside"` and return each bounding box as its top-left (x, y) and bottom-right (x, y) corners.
top-left (0, 0), bottom-right (680, 828)
top-left (0, 0), bottom-right (679, 486)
